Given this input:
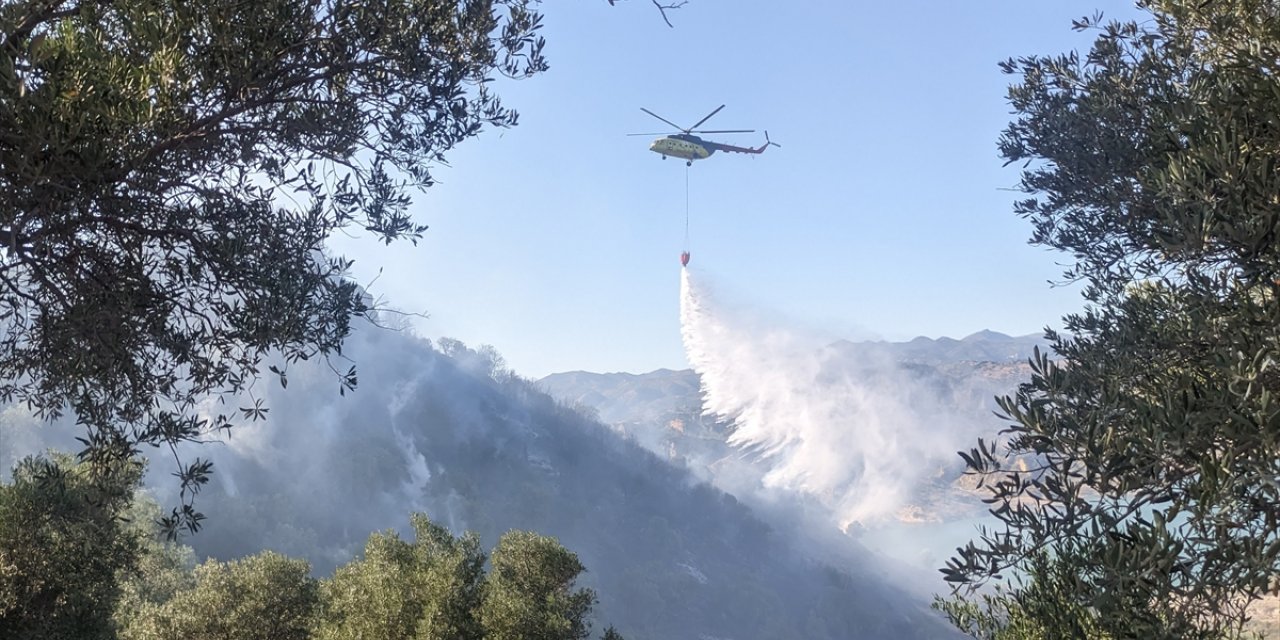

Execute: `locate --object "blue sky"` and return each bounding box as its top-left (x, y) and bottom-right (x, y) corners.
top-left (328, 1), bottom-right (1146, 378)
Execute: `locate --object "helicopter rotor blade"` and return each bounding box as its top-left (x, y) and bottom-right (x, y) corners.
top-left (688, 104), bottom-right (726, 131)
top-left (640, 108), bottom-right (686, 132)
top-left (626, 132), bottom-right (676, 136)
top-left (692, 129), bottom-right (755, 134)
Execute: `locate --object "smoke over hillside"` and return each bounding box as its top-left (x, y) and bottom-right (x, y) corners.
top-left (678, 268), bottom-right (995, 531)
top-left (0, 318), bottom-right (959, 639)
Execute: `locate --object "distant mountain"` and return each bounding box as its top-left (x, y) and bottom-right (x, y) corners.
top-left (540, 368), bottom-right (702, 425)
top-left (537, 332), bottom-right (1043, 535)
top-left (538, 331), bottom-right (1044, 433)
top-left (829, 330), bottom-right (1050, 365)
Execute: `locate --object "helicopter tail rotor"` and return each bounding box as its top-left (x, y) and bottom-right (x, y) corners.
top-left (738, 131), bottom-right (781, 154)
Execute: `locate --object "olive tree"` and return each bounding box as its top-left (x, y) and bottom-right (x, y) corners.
top-left (314, 514), bottom-right (486, 640)
top-left (943, 1), bottom-right (1280, 637)
top-left (0, 454), bottom-right (143, 640)
top-left (0, 0), bottom-right (546, 535)
top-left (480, 530), bottom-right (596, 640)
top-left (121, 552), bottom-right (318, 640)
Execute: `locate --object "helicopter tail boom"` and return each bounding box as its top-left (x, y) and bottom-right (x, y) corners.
top-left (704, 131), bottom-right (781, 155)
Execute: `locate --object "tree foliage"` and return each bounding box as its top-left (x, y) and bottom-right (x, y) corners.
top-left (315, 515), bottom-right (601, 640)
top-left (122, 551), bottom-right (318, 640)
top-left (0, 454), bottom-right (142, 640)
top-left (935, 551), bottom-right (1112, 640)
top-left (0, 449), bottom-right (618, 640)
top-left (113, 496), bottom-right (197, 640)
top-left (314, 513), bottom-right (488, 640)
top-left (944, 1), bottom-right (1280, 636)
top-left (480, 530), bottom-right (597, 640)
top-left (0, 0), bottom-right (547, 535)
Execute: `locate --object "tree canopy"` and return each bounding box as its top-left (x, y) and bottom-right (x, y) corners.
top-left (314, 514), bottom-right (488, 640)
top-left (124, 551), bottom-right (318, 640)
top-left (0, 454), bottom-right (143, 640)
top-left (0, 452), bottom-right (619, 640)
top-left (0, 0), bottom-right (546, 535)
top-left (480, 530), bottom-right (597, 640)
top-left (943, 0), bottom-right (1280, 636)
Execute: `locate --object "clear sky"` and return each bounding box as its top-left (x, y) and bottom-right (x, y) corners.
top-left (327, 1), bottom-right (1147, 378)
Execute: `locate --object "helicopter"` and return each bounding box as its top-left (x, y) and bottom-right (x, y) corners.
top-left (630, 105), bottom-right (779, 166)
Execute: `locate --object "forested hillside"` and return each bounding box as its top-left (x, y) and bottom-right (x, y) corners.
top-left (3, 323), bottom-right (958, 639)
top-left (191, 327), bottom-right (958, 638)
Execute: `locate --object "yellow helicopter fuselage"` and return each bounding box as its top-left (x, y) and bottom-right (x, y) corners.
top-left (649, 135), bottom-right (713, 161)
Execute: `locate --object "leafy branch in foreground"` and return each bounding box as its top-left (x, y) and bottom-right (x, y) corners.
top-left (0, 0), bottom-right (546, 537)
top-left (944, 1), bottom-right (1280, 637)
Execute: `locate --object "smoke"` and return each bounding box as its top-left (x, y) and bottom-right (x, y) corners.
top-left (679, 268), bottom-right (972, 531)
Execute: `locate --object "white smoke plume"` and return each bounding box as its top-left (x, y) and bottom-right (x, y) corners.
top-left (679, 268), bottom-right (969, 531)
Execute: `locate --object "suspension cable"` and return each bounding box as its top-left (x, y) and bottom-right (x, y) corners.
top-left (684, 164), bottom-right (690, 251)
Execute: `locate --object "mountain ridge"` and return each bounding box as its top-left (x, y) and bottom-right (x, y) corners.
top-left (538, 330), bottom-right (1047, 427)
top-left (535, 329), bottom-right (1046, 579)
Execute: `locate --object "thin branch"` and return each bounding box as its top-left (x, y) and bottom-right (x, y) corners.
top-left (651, 0), bottom-right (687, 28)
top-left (606, 0), bottom-right (687, 28)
